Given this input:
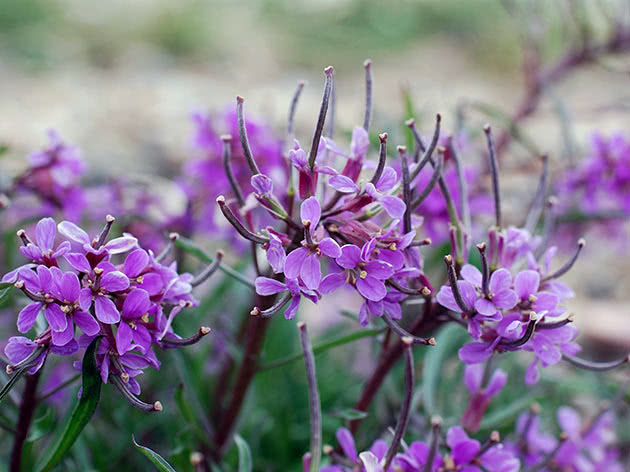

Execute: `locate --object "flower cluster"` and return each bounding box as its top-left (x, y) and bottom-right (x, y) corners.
top-left (316, 425), bottom-right (519, 472)
top-left (3, 130), bottom-right (87, 224)
top-left (554, 133), bottom-right (630, 245)
top-left (436, 227), bottom-right (582, 384)
top-left (2, 216), bottom-right (210, 406)
top-left (504, 405), bottom-right (624, 471)
top-left (182, 108), bottom-right (286, 238)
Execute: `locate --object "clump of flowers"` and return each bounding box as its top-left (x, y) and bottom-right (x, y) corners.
top-left (1, 130), bottom-right (87, 224)
top-left (2, 216), bottom-right (212, 408)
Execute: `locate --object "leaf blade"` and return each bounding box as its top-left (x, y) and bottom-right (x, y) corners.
top-left (36, 336), bottom-right (103, 472)
top-left (132, 435), bottom-right (177, 472)
top-left (235, 434), bottom-right (252, 472)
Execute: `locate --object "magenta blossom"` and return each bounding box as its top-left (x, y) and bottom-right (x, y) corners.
top-left (284, 197), bottom-right (341, 290)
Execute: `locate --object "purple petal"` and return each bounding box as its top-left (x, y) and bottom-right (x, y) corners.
top-left (351, 126), bottom-right (369, 157)
top-left (64, 253), bottom-right (92, 273)
top-left (94, 295), bottom-right (121, 324)
top-left (458, 281), bottom-right (478, 309)
top-left (100, 271), bottom-right (130, 292)
top-left (251, 173), bottom-right (274, 195)
top-left (365, 260), bottom-right (395, 280)
top-left (464, 364), bottom-right (483, 393)
top-left (376, 167), bottom-right (397, 192)
top-left (300, 254), bottom-right (321, 290)
top-left (360, 239), bottom-right (377, 262)
top-left (104, 236), bottom-right (137, 254)
top-left (356, 275), bottom-right (387, 301)
top-left (79, 288), bottom-right (93, 311)
top-left (50, 338), bottom-right (78, 356)
top-left (116, 322), bottom-right (133, 355)
top-left (285, 247), bottom-right (308, 280)
top-left (20, 244), bottom-right (43, 261)
top-left (475, 298), bottom-right (498, 316)
top-left (461, 264), bottom-right (482, 286)
top-left (35, 217), bottom-right (56, 251)
top-left (329, 175), bottom-right (358, 193)
top-left (124, 249), bottom-right (149, 278)
top-left (381, 195), bottom-right (406, 219)
top-left (489, 269), bottom-right (512, 294)
top-left (358, 302), bottom-right (369, 326)
top-left (319, 273), bottom-right (346, 294)
top-left (122, 289), bottom-right (151, 319)
top-left (58, 221), bottom-right (90, 245)
top-left (45, 303), bottom-right (68, 332)
top-left (51, 321), bottom-right (75, 346)
top-left (137, 273), bottom-right (163, 296)
top-left (514, 270), bottom-right (540, 300)
top-left (492, 289), bottom-right (518, 310)
top-left (524, 359), bottom-right (540, 385)
top-left (285, 295), bottom-right (300, 320)
top-left (532, 292), bottom-right (559, 313)
top-left (255, 277), bottom-right (286, 296)
top-left (100, 355), bottom-right (110, 383)
top-left (17, 303), bottom-right (42, 333)
top-left (436, 286), bottom-right (460, 312)
top-left (337, 244), bottom-right (361, 269)
top-left (336, 428), bottom-right (357, 461)
top-left (532, 335), bottom-right (562, 366)
top-left (318, 238), bottom-right (341, 258)
top-left (73, 311), bottom-right (100, 335)
top-left (557, 406), bottom-right (581, 436)
top-left (300, 196), bottom-right (321, 229)
top-left (485, 369), bottom-right (508, 397)
top-left (19, 268), bottom-right (42, 293)
top-left (377, 249), bottom-right (404, 271)
top-left (5, 336), bottom-right (37, 363)
top-left (459, 341), bottom-right (495, 364)
top-left (59, 272), bottom-right (80, 302)
top-left (266, 236), bottom-right (286, 274)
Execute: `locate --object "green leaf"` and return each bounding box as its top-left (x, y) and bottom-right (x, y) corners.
top-left (131, 435), bottom-right (177, 472)
top-left (174, 237), bottom-right (254, 289)
top-left (419, 323), bottom-right (469, 416)
top-left (0, 367), bottom-right (28, 404)
top-left (0, 283), bottom-right (13, 304)
top-left (479, 394), bottom-right (538, 431)
top-left (260, 328), bottom-right (385, 371)
top-left (234, 434), bottom-right (252, 472)
top-left (329, 408), bottom-right (368, 421)
top-left (36, 336), bottom-right (103, 472)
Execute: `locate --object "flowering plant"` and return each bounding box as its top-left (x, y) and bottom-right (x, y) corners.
top-left (0, 59), bottom-right (628, 472)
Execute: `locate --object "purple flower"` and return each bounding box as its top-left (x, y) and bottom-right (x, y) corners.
top-left (461, 364), bottom-right (507, 432)
top-left (58, 220), bottom-right (137, 258)
top-left (460, 266), bottom-right (518, 316)
top-left (115, 289), bottom-right (154, 355)
top-left (255, 277), bottom-right (318, 320)
top-left (284, 197), bottom-right (341, 289)
top-left (442, 426), bottom-right (519, 472)
top-left (18, 217), bottom-right (71, 266)
top-left (321, 239), bottom-right (395, 302)
top-left (513, 269), bottom-right (560, 316)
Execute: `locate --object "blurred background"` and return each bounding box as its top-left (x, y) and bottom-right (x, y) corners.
top-left (1, 0), bottom-right (629, 469)
top-left (5, 0), bottom-right (627, 338)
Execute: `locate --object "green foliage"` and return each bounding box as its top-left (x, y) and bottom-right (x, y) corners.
top-left (36, 337), bottom-right (103, 472)
top-left (132, 435), bottom-right (177, 472)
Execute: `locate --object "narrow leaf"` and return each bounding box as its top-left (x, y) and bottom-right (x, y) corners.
top-left (36, 336), bottom-right (103, 472)
top-left (234, 434), bottom-right (252, 472)
top-left (0, 366), bottom-right (28, 404)
top-left (174, 238), bottom-right (255, 289)
top-left (420, 324), bottom-right (468, 415)
top-left (330, 408), bottom-right (368, 421)
top-left (132, 435), bottom-right (177, 472)
top-left (260, 328), bottom-right (385, 371)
